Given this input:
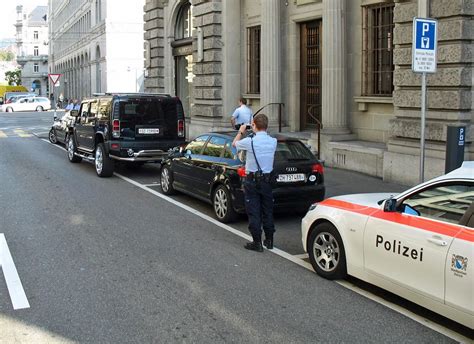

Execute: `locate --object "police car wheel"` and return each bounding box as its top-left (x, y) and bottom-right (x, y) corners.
top-left (308, 222), bottom-right (347, 280)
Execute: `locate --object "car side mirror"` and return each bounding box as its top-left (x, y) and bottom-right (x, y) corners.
top-left (383, 198), bottom-right (397, 212)
top-left (70, 110), bottom-right (79, 117)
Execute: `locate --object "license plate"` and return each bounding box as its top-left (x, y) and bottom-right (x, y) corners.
top-left (138, 128), bottom-right (160, 134)
top-left (277, 173), bottom-right (305, 182)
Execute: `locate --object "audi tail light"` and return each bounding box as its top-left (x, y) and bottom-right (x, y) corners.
top-left (312, 163), bottom-right (324, 175)
top-left (177, 120), bottom-right (185, 137)
top-left (112, 119), bottom-right (120, 138)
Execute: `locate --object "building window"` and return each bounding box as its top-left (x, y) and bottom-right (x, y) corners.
top-left (175, 2), bottom-right (192, 40)
top-left (362, 2), bottom-right (394, 96)
top-left (34, 63), bottom-right (39, 73)
top-left (33, 31), bottom-right (38, 40)
top-left (246, 26), bottom-right (261, 94)
top-left (34, 46), bottom-right (39, 56)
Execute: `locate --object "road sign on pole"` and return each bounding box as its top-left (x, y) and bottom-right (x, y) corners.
top-left (412, 18), bottom-right (437, 73)
top-left (412, 18), bottom-right (437, 183)
top-left (48, 73), bottom-right (61, 86)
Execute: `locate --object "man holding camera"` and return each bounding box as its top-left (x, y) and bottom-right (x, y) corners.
top-left (233, 114), bottom-right (277, 252)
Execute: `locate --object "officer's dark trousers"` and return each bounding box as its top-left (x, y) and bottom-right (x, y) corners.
top-left (244, 179), bottom-right (275, 241)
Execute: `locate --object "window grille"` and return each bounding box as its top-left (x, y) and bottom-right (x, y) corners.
top-left (246, 26), bottom-right (261, 94)
top-left (362, 2), bottom-right (394, 96)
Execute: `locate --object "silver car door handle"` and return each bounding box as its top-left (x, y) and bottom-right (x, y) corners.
top-left (427, 236), bottom-right (448, 246)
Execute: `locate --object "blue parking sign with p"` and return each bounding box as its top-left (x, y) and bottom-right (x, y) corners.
top-left (415, 20), bottom-right (435, 50)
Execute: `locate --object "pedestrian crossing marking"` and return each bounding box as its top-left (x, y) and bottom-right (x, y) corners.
top-left (13, 130), bottom-right (32, 138)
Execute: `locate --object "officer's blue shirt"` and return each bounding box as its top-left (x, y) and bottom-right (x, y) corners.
top-left (65, 103), bottom-right (74, 111)
top-left (232, 105), bottom-right (253, 125)
top-left (235, 131), bottom-right (277, 173)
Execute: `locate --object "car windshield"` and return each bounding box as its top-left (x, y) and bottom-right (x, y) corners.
top-left (275, 141), bottom-right (314, 162)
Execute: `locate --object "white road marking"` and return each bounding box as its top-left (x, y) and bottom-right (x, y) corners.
top-left (141, 183), bottom-right (161, 187)
top-left (0, 234), bottom-right (30, 310)
top-left (38, 139), bottom-right (470, 342)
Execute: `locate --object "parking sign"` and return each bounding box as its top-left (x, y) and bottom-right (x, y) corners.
top-left (412, 18), bottom-right (437, 73)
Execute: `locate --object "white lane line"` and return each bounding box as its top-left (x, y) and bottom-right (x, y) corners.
top-left (142, 183), bottom-right (161, 187)
top-left (0, 234), bottom-right (30, 310)
top-left (38, 140), bottom-right (470, 342)
top-left (114, 172), bottom-right (471, 343)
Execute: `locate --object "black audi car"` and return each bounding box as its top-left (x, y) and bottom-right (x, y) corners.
top-left (160, 131), bottom-right (325, 223)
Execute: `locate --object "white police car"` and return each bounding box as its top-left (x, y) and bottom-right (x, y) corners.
top-left (301, 162), bottom-right (473, 328)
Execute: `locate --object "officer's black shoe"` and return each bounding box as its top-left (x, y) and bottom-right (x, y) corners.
top-left (263, 238), bottom-right (273, 250)
top-left (244, 241), bottom-right (264, 252)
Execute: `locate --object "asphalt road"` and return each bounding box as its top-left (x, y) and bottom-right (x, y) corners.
top-left (0, 111), bottom-right (471, 343)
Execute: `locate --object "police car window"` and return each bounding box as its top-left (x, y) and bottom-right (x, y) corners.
top-left (186, 135), bottom-right (209, 154)
top-left (202, 136), bottom-right (226, 157)
top-left (402, 183), bottom-right (474, 225)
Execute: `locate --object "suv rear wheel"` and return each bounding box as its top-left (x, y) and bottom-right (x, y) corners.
top-left (95, 143), bottom-right (114, 177)
top-left (67, 136), bottom-right (82, 163)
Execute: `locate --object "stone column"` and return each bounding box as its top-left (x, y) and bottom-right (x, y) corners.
top-left (261, 0), bottom-right (281, 122)
top-left (321, 0), bottom-right (349, 135)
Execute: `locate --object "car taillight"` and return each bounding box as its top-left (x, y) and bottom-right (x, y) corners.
top-left (177, 120), bottom-right (184, 137)
top-left (312, 163), bottom-right (324, 174)
top-left (112, 120), bottom-right (120, 138)
top-left (237, 167), bottom-right (246, 177)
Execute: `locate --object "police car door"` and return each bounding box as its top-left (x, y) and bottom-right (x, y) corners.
top-left (445, 201), bottom-right (473, 320)
top-left (363, 181), bottom-right (471, 302)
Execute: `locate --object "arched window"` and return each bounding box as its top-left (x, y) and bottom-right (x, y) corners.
top-left (175, 2), bottom-right (193, 40)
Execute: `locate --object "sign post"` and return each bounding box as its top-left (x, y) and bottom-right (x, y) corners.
top-left (412, 17), bottom-right (437, 183)
top-left (48, 74), bottom-right (62, 119)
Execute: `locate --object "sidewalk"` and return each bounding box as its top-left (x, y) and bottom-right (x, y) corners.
top-left (324, 166), bottom-right (409, 199)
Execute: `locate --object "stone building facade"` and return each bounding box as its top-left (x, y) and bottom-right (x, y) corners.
top-left (16, 5), bottom-right (49, 96)
top-left (143, 0), bottom-right (473, 185)
top-left (48, 0), bottom-right (146, 101)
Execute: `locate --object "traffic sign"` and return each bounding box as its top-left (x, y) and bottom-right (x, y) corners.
top-left (48, 73), bottom-right (62, 85)
top-left (412, 17), bottom-right (437, 73)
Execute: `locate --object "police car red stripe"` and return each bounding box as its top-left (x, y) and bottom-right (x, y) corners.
top-left (319, 199), bottom-right (474, 243)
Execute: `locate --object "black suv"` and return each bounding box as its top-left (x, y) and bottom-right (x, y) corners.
top-left (67, 93), bottom-right (186, 177)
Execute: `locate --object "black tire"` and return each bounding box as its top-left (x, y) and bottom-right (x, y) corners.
top-left (36, 106), bottom-right (43, 112)
top-left (67, 135), bottom-right (82, 163)
top-left (213, 184), bottom-right (237, 223)
top-left (308, 222), bottom-right (347, 280)
top-left (160, 165), bottom-right (176, 195)
top-left (6, 107), bottom-right (13, 112)
top-left (48, 128), bottom-right (58, 144)
top-left (95, 143), bottom-right (114, 177)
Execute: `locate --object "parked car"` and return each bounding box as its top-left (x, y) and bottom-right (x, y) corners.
top-left (1, 96), bottom-right (51, 112)
top-left (67, 93), bottom-right (186, 177)
top-left (49, 111), bottom-right (75, 145)
top-left (160, 132), bottom-right (325, 223)
top-left (301, 161), bottom-right (473, 329)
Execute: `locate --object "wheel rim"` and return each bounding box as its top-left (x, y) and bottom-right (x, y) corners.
top-left (6, 107), bottom-right (12, 112)
top-left (67, 138), bottom-right (74, 160)
top-left (161, 168), bottom-right (170, 192)
top-left (36, 106), bottom-right (43, 112)
top-left (95, 147), bottom-right (103, 174)
top-left (214, 188), bottom-right (228, 219)
top-left (49, 130), bottom-right (56, 143)
top-left (313, 232), bottom-right (340, 272)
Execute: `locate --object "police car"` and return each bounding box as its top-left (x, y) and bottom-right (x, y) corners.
top-left (301, 162), bottom-right (473, 328)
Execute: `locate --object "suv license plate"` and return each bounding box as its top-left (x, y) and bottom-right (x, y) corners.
top-left (277, 173), bottom-right (305, 182)
top-left (138, 128), bottom-right (160, 134)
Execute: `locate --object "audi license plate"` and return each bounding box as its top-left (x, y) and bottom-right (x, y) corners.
top-left (138, 128), bottom-right (160, 134)
top-left (277, 173), bottom-right (305, 182)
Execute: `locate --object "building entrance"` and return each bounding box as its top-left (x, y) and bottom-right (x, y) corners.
top-left (300, 20), bottom-right (322, 130)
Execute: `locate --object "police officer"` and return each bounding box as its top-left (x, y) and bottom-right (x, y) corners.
top-left (231, 97), bottom-right (253, 130)
top-left (233, 113), bottom-right (277, 252)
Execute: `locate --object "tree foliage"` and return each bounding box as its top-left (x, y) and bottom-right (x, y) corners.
top-left (5, 69), bottom-right (21, 86)
top-left (0, 50), bottom-right (15, 61)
